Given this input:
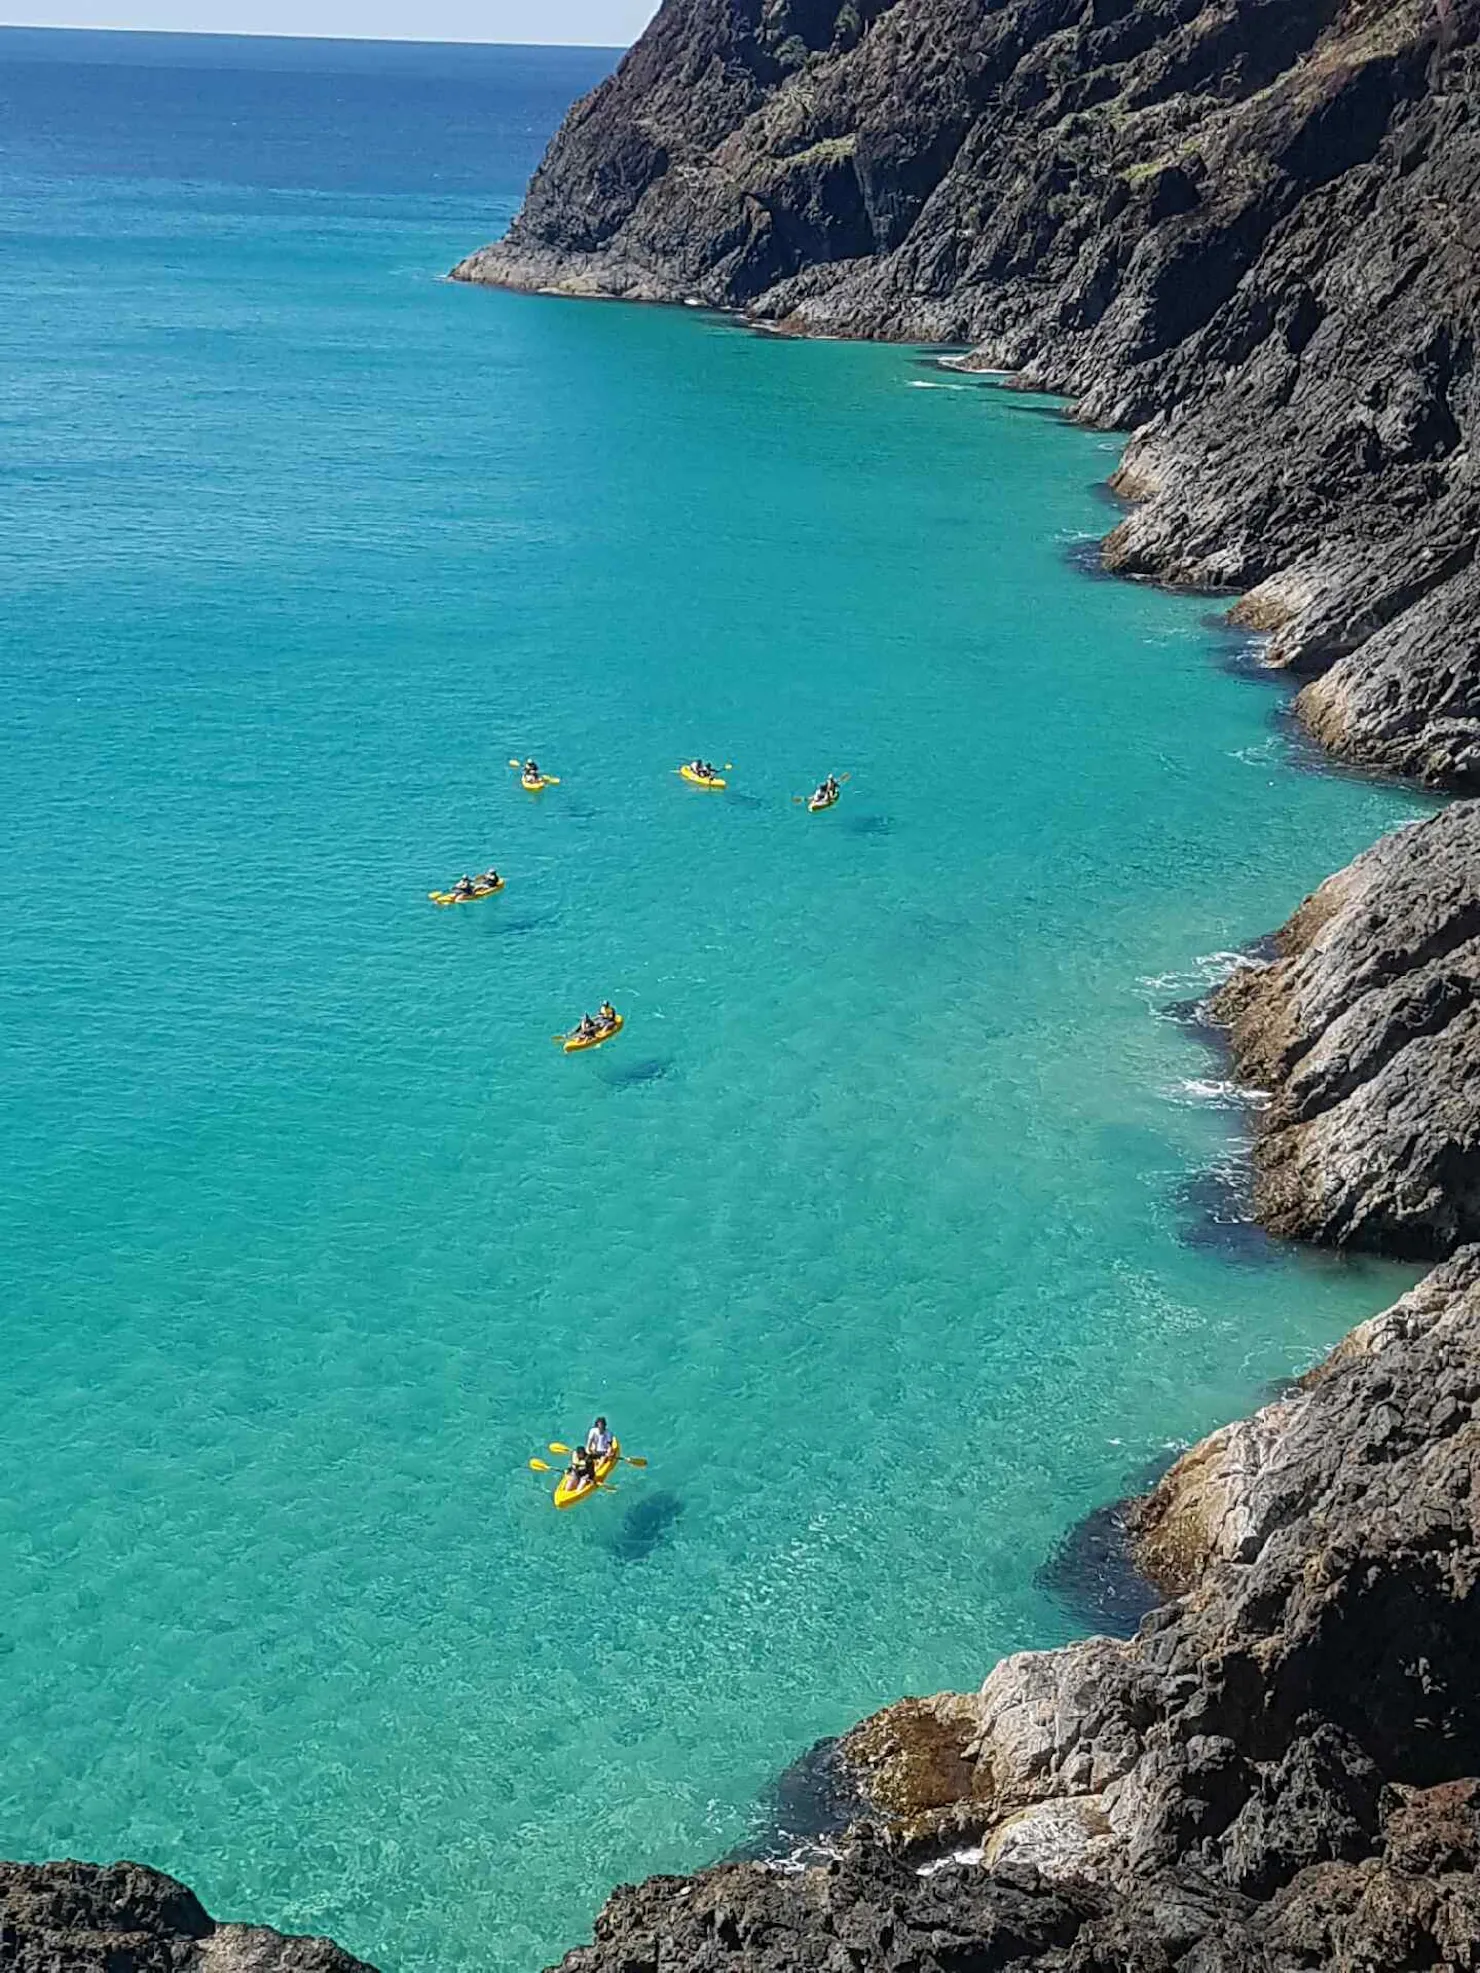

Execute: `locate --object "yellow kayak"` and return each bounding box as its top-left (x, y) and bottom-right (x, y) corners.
top-left (554, 1438), bottom-right (621, 1509)
top-left (522, 773), bottom-right (559, 792)
top-left (679, 764), bottom-right (726, 790)
top-left (562, 1013), bottom-right (623, 1053)
top-left (428, 878), bottom-right (505, 906)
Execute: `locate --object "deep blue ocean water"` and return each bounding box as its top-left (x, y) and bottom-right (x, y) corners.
top-left (0, 28), bottom-right (1430, 1972)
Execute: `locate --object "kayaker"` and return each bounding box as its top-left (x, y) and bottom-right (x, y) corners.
top-left (573, 1013), bottom-right (600, 1040)
top-left (597, 1001), bottom-right (618, 1030)
top-left (524, 758), bottom-right (540, 780)
top-left (567, 1445), bottom-right (596, 1491)
top-left (586, 1416), bottom-right (613, 1460)
top-left (479, 868), bottom-right (500, 889)
top-left (453, 874), bottom-right (476, 897)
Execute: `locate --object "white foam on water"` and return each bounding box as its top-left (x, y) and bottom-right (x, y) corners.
top-left (917, 1847), bottom-right (984, 1877)
top-left (1137, 949), bottom-right (1263, 1007)
top-left (1163, 1077), bottom-right (1268, 1111)
top-left (1232, 737), bottom-right (1284, 766)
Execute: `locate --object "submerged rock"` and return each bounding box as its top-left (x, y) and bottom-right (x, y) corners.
top-left (1035, 1486), bottom-right (1167, 1638)
top-left (0, 1860), bottom-right (375, 1972)
top-left (727, 1736), bottom-right (867, 1861)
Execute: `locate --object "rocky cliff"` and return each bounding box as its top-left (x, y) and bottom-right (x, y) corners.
top-left (0, 1861), bottom-right (376, 1972)
top-left (1210, 798), bottom-right (1480, 1256)
top-left (551, 1247), bottom-right (1480, 1972)
top-left (454, 0), bottom-right (1479, 790)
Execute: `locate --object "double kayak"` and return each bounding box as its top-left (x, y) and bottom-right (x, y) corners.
top-left (428, 879), bottom-right (505, 906)
top-left (562, 1014), bottom-right (624, 1053)
top-left (679, 764), bottom-right (726, 789)
top-left (554, 1438), bottom-right (621, 1508)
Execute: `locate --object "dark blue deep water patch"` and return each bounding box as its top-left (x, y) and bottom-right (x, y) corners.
top-left (610, 1490), bottom-right (686, 1562)
top-left (726, 1735), bottom-right (864, 1862)
top-left (1036, 1477), bottom-right (1169, 1639)
top-left (0, 27), bottom-right (616, 195)
top-left (599, 1055), bottom-right (676, 1090)
top-left (1065, 536), bottom-right (1111, 580)
top-left (1175, 1166), bottom-right (1281, 1268)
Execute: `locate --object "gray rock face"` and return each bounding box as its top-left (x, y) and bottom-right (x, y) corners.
top-left (1210, 800), bottom-right (1480, 1255)
top-left (0, 1862), bottom-right (376, 1973)
top-left (548, 1253), bottom-right (1480, 1972)
top-left (455, 0), bottom-right (1480, 790)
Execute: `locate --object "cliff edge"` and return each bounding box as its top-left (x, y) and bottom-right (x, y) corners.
top-left (454, 0), bottom-right (1480, 790)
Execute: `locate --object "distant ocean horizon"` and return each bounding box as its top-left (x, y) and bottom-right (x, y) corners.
top-left (0, 25), bottom-right (1425, 1973)
top-left (0, 23), bottom-right (626, 55)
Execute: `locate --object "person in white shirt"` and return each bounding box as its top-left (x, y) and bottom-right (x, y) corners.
top-left (585, 1416), bottom-right (614, 1462)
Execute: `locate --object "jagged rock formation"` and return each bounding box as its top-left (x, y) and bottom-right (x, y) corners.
top-left (0, 1861), bottom-right (376, 1973)
top-left (1210, 799), bottom-right (1480, 1256)
top-left (550, 1249), bottom-right (1480, 1972)
top-left (455, 0), bottom-right (1480, 790)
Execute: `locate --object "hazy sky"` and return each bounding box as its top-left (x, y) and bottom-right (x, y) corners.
top-left (3, 0), bottom-right (658, 42)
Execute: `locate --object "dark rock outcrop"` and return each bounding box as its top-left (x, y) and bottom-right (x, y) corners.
top-left (1210, 799), bottom-right (1480, 1255)
top-left (0, 1861), bottom-right (376, 1973)
top-left (455, 0), bottom-right (1480, 791)
top-left (548, 1250), bottom-right (1480, 1971)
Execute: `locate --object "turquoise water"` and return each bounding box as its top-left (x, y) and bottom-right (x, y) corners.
top-left (0, 29), bottom-right (1430, 1973)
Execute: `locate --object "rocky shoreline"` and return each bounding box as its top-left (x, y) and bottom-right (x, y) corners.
top-left (1211, 800), bottom-right (1480, 1258)
top-left (455, 0), bottom-right (1479, 792)
top-left (15, 1209), bottom-right (1480, 1969)
top-left (548, 1239), bottom-right (1480, 1972)
top-left (0, 1860), bottom-right (375, 1971)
